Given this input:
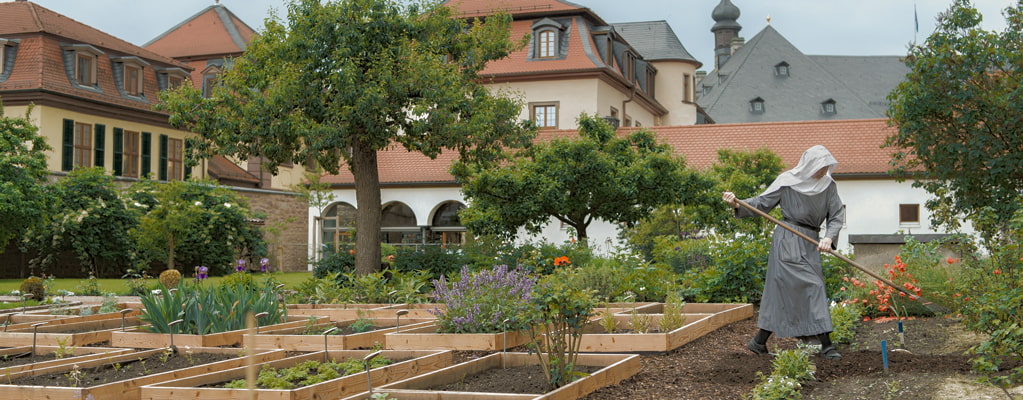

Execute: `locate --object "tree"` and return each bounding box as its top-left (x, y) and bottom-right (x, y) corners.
top-left (886, 0), bottom-right (1023, 236)
top-left (0, 103), bottom-right (51, 253)
top-left (158, 0), bottom-right (533, 274)
top-left (456, 114), bottom-right (711, 242)
top-left (22, 167), bottom-right (137, 278)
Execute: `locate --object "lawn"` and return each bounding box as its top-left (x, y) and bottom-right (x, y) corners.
top-left (0, 271), bottom-right (314, 296)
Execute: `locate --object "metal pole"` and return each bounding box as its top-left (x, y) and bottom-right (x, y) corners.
top-left (322, 327), bottom-right (338, 363)
top-left (395, 310), bottom-right (408, 333)
top-left (120, 308), bottom-right (134, 332)
top-left (364, 350), bottom-right (383, 396)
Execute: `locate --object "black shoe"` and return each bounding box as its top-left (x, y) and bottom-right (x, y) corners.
top-left (747, 338), bottom-right (769, 355)
top-left (819, 345), bottom-right (842, 360)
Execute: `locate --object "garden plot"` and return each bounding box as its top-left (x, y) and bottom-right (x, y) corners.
top-left (1, 304), bottom-right (141, 331)
top-left (110, 315), bottom-right (328, 348)
top-left (138, 349), bottom-right (452, 400)
top-left (245, 317), bottom-right (436, 351)
top-left (575, 303), bottom-right (752, 353)
top-left (384, 324), bottom-right (531, 351)
top-left (0, 315), bottom-right (144, 346)
top-left (0, 346), bottom-right (132, 374)
top-left (289, 304), bottom-right (442, 320)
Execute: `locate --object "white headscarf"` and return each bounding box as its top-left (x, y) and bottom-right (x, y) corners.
top-left (761, 145), bottom-right (838, 196)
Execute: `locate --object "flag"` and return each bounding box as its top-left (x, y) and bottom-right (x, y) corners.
top-left (914, 3), bottom-right (919, 33)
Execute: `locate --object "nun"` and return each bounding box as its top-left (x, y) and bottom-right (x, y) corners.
top-left (721, 145), bottom-right (845, 360)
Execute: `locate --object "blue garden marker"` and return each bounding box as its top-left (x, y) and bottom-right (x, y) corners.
top-left (881, 340), bottom-right (889, 370)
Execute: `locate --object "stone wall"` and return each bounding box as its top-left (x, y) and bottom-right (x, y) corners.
top-left (234, 188), bottom-right (311, 273)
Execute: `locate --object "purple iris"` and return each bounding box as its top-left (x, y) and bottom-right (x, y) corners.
top-left (196, 266), bottom-right (208, 280)
top-left (260, 258), bottom-right (270, 273)
top-left (236, 259), bottom-right (247, 272)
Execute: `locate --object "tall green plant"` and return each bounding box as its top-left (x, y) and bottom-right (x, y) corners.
top-left (0, 103), bottom-right (51, 254)
top-left (521, 275), bottom-right (596, 390)
top-left (139, 276), bottom-right (286, 334)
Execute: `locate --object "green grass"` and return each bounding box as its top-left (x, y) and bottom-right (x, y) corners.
top-left (0, 271), bottom-right (314, 296)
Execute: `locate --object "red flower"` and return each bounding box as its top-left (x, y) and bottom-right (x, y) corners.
top-left (993, 269), bottom-right (1002, 275)
top-left (946, 257), bottom-right (958, 264)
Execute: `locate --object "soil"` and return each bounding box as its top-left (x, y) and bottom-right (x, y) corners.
top-left (445, 312), bottom-right (1022, 399)
top-left (10, 351), bottom-right (233, 387)
top-left (428, 364), bottom-right (603, 394)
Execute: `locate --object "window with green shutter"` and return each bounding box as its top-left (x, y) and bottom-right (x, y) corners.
top-left (62, 119), bottom-right (74, 171)
top-left (112, 128), bottom-right (123, 176)
top-left (159, 134), bottom-right (168, 181)
top-left (141, 132), bottom-right (152, 178)
top-left (93, 124), bottom-right (105, 168)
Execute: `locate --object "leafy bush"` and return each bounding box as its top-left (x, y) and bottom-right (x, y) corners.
top-left (19, 277), bottom-right (46, 301)
top-left (430, 265), bottom-right (535, 333)
top-left (771, 347), bottom-right (815, 382)
top-left (312, 248), bottom-right (356, 279)
top-left (521, 274), bottom-right (596, 389)
top-left (391, 245), bottom-right (469, 281)
top-left (555, 255), bottom-right (679, 303)
top-left (681, 231), bottom-right (771, 303)
top-left (829, 302), bottom-right (863, 344)
top-left (751, 373), bottom-right (803, 400)
top-left (653, 236), bottom-right (712, 275)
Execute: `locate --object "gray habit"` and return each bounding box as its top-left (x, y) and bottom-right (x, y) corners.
top-left (737, 183), bottom-right (845, 338)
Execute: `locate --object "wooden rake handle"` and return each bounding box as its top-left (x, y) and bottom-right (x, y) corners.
top-left (734, 199), bottom-right (945, 311)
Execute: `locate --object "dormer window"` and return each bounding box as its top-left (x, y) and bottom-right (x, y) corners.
top-left (750, 97), bottom-right (765, 114)
top-left (775, 62), bottom-right (790, 77)
top-left (531, 18), bottom-right (565, 60)
top-left (821, 99), bottom-right (837, 115)
top-left (62, 44), bottom-right (104, 88)
top-left (624, 51), bottom-right (636, 82)
top-left (111, 56), bottom-right (150, 98)
top-left (156, 67), bottom-right (190, 91)
top-left (201, 64), bottom-right (223, 98)
top-left (0, 38), bottom-right (12, 77)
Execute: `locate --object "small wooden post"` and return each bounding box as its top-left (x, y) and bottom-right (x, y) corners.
top-left (322, 326), bottom-right (338, 363)
top-left (246, 312), bottom-right (257, 400)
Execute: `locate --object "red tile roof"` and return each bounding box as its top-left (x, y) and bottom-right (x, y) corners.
top-left (144, 5), bottom-right (257, 59)
top-left (321, 118), bottom-right (900, 186)
top-left (479, 17), bottom-right (604, 76)
top-left (444, 0), bottom-right (590, 19)
top-left (208, 155), bottom-right (260, 185)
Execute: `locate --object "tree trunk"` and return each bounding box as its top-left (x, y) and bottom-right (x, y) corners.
top-left (167, 232), bottom-right (176, 270)
top-left (351, 137), bottom-right (382, 275)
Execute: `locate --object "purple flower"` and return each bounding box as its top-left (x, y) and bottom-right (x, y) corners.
top-left (260, 258), bottom-right (270, 273)
top-left (196, 266), bottom-right (208, 280)
top-left (236, 259), bottom-right (247, 272)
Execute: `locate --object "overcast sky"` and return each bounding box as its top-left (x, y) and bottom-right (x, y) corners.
top-left (18, 0), bottom-right (1018, 71)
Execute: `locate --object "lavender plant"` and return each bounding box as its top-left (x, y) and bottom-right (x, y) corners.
top-left (430, 265), bottom-right (535, 333)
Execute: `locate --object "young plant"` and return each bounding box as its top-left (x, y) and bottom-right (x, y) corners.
top-left (629, 308), bottom-right (652, 334)
top-left (521, 276), bottom-right (596, 390)
top-left (657, 291), bottom-right (687, 332)
top-left (598, 306), bottom-right (618, 333)
top-left (771, 346), bottom-right (816, 382)
top-left (349, 316), bottom-right (375, 333)
top-left (53, 336), bottom-right (75, 359)
top-left (64, 364), bottom-right (85, 387)
top-left (750, 372), bottom-right (802, 400)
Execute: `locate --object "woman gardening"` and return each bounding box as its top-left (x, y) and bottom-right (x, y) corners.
top-left (722, 145), bottom-right (845, 360)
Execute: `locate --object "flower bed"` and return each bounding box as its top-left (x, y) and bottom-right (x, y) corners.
top-left (384, 323), bottom-right (531, 351)
top-left (1, 305), bottom-right (140, 331)
top-left (288, 304), bottom-right (441, 320)
top-left (346, 352), bottom-right (639, 400)
top-left (110, 315), bottom-right (328, 348)
top-left (139, 349), bottom-right (452, 400)
top-left (0, 346), bottom-right (132, 374)
top-left (246, 318), bottom-right (436, 351)
top-left (575, 303), bottom-right (753, 352)
top-left (0, 347), bottom-right (285, 400)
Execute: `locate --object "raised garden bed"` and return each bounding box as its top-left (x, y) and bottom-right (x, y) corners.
top-left (246, 318), bottom-right (436, 351)
top-left (0, 315), bottom-right (143, 347)
top-left (2, 305), bottom-right (141, 331)
top-left (139, 349), bottom-right (452, 400)
top-left (384, 324), bottom-right (531, 351)
top-left (575, 303), bottom-right (753, 352)
top-left (348, 352), bottom-right (639, 400)
top-left (109, 315), bottom-right (327, 348)
top-left (289, 304), bottom-right (441, 320)
top-left (0, 346), bottom-right (132, 374)
top-left (0, 347), bottom-right (285, 400)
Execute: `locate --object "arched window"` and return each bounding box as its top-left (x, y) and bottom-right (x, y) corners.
top-left (531, 18), bottom-right (565, 60)
top-left (381, 202), bottom-right (421, 245)
top-left (320, 202), bottom-right (356, 254)
top-left (749, 97), bottom-right (766, 114)
top-left (428, 202), bottom-right (466, 246)
top-left (538, 30), bottom-right (557, 58)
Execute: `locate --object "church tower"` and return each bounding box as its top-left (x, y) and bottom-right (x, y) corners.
top-left (711, 0), bottom-right (742, 69)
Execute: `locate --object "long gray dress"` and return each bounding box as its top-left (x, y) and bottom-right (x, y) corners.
top-left (737, 182), bottom-right (845, 338)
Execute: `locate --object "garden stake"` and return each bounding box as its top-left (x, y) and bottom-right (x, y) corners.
top-left (253, 312), bottom-right (269, 334)
top-left (502, 318), bottom-right (510, 369)
top-left (119, 308), bottom-right (134, 332)
top-left (21, 293), bottom-right (33, 314)
top-left (898, 321), bottom-right (905, 347)
top-left (881, 340), bottom-right (889, 371)
top-left (363, 350), bottom-right (383, 396)
top-left (735, 199), bottom-right (950, 314)
top-left (30, 322), bottom-right (46, 359)
top-left (168, 319), bottom-right (183, 353)
top-left (387, 290), bottom-right (398, 305)
top-left (3, 314), bottom-right (11, 332)
top-left (395, 310), bottom-right (408, 333)
top-left (322, 326), bottom-right (338, 363)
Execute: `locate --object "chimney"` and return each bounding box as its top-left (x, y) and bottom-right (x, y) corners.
top-left (711, 0), bottom-right (742, 70)
top-left (730, 37), bottom-right (745, 55)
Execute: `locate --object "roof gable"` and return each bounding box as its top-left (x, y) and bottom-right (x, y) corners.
top-left (612, 21), bottom-right (698, 65)
top-left (443, 0), bottom-right (590, 19)
top-left (144, 4), bottom-right (257, 59)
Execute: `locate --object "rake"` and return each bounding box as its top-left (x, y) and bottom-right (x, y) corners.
top-left (736, 199), bottom-right (950, 315)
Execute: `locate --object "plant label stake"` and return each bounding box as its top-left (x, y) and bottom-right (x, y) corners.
top-left (387, 290), bottom-right (398, 305)
top-left (322, 326), bottom-right (338, 363)
top-left (898, 321), bottom-right (905, 347)
top-left (3, 314), bottom-right (11, 332)
top-left (395, 310), bottom-right (408, 333)
top-left (168, 319), bottom-right (183, 353)
top-left (119, 308), bottom-right (134, 332)
top-left (253, 312), bottom-right (269, 334)
top-left (30, 322), bottom-right (46, 359)
top-left (20, 292), bottom-right (32, 315)
top-left (881, 340), bottom-right (889, 371)
top-left (502, 318), bottom-right (511, 369)
top-left (364, 349), bottom-right (383, 396)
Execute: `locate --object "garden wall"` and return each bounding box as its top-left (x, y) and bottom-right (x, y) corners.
top-left (233, 188), bottom-right (310, 273)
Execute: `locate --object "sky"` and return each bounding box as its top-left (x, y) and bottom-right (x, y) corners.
top-left (18, 0), bottom-right (1018, 70)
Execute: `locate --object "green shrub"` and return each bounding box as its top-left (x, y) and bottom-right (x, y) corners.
top-left (138, 276), bottom-right (286, 335)
top-left (771, 347), bottom-right (815, 382)
top-left (312, 249), bottom-right (356, 279)
top-left (652, 236), bottom-right (712, 275)
top-left (391, 245), bottom-right (469, 281)
top-left (681, 230), bottom-right (771, 303)
top-left (19, 277), bottom-right (46, 301)
top-left (829, 302), bottom-right (863, 344)
top-left (751, 373), bottom-right (803, 400)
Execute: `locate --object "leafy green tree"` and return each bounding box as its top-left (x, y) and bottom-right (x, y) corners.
top-left (129, 179), bottom-right (266, 275)
top-left (22, 167), bottom-right (137, 278)
top-left (456, 114), bottom-right (711, 242)
top-left (886, 0), bottom-right (1023, 236)
top-left (157, 0), bottom-right (533, 274)
top-left (0, 103), bottom-right (51, 253)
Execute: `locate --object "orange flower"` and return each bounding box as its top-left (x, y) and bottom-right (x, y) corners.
top-left (348, 249), bottom-right (356, 255)
top-left (946, 257), bottom-right (957, 264)
top-left (993, 269), bottom-right (1002, 275)
top-left (553, 256), bottom-right (571, 266)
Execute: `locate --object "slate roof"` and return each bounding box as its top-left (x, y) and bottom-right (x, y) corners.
top-left (696, 25), bottom-right (909, 124)
top-left (143, 4), bottom-right (257, 59)
top-left (321, 118), bottom-right (898, 186)
top-left (611, 21), bottom-right (699, 65)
